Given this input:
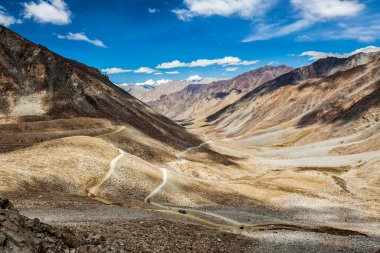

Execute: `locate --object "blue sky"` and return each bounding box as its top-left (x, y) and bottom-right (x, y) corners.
top-left (1, 0), bottom-right (379, 84)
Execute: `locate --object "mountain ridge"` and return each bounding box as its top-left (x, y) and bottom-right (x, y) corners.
top-left (0, 25), bottom-right (201, 148)
top-left (149, 65), bottom-right (293, 121)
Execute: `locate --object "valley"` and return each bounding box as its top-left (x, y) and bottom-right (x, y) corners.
top-left (0, 25), bottom-right (379, 252)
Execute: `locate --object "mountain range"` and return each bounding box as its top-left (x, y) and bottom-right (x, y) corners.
top-left (149, 65), bottom-right (293, 122)
top-left (121, 76), bottom-right (220, 103)
top-left (1, 25), bottom-right (380, 252)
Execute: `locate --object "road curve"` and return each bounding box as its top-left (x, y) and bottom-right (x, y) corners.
top-left (87, 148), bottom-right (125, 198)
top-left (144, 139), bottom-right (246, 226)
top-left (144, 168), bottom-right (168, 203)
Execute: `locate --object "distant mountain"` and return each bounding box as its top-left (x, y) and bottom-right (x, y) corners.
top-left (206, 51), bottom-right (380, 144)
top-left (119, 79), bottom-right (165, 99)
top-left (120, 77), bottom-right (219, 102)
top-left (149, 65), bottom-right (293, 122)
top-left (0, 25), bottom-right (200, 148)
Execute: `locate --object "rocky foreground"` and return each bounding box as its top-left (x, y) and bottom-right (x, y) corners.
top-left (0, 197), bottom-right (256, 252)
top-left (0, 198), bottom-right (102, 252)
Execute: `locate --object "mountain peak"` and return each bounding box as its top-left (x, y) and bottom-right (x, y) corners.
top-left (0, 26), bottom-right (200, 147)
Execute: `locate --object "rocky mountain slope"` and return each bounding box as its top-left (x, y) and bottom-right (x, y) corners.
top-left (149, 65), bottom-right (292, 121)
top-left (0, 25), bottom-right (200, 149)
top-left (206, 51), bottom-right (380, 145)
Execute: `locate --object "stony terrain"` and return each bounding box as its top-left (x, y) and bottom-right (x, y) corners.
top-left (0, 198), bottom-right (100, 252)
top-left (1, 26), bottom-right (380, 252)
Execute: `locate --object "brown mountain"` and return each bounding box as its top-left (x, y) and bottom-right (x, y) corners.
top-left (206, 51), bottom-right (380, 148)
top-left (149, 65), bottom-right (292, 122)
top-left (0, 25), bottom-right (200, 149)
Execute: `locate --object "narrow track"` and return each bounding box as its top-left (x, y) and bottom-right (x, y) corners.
top-left (87, 148), bottom-right (125, 201)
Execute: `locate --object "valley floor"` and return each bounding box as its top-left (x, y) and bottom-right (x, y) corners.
top-left (1, 118), bottom-right (380, 252)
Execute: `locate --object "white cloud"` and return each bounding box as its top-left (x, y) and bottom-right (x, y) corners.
top-left (23, 0), bottom-right (71, 25)
top-left (135, 79), bottom-right (170, 86)
top-left (134, 67), bottom-right (156, 74)
top-left (57, 32), bottom-right (107, 48)
top-left (325, 22), bottom-right (380, 42)
top-left (156, 79), bottom-right (171, 85)
top-left (102, 68), bottom-right (131, 75)
top-left (187, 75), bottom-right (203, 82)
top-left (243, 19), bottom-right (313, 42)
top-left (102, 67), bottom-right (156, 75)
top-left (148, 8), bottom-right (157, 13)
top-left (300, 46), bottom-right (380, 60)
top-left (173, 0), bottom-right (275, 20)
top-left (0, 6), bottom-right (20, 27)
top-left (154, 72), bottom-right (163, 75)
top-left (166, 71), bottom-right (180, 74)
top-left (244, 0), bottom-right (365, 42)
top-left (157, 60), bottom-right (186, 69)
top-left (291, 0), bottom-right (365, 20)
top-left (225, 67), bottom-right (238, 72)
top-left (157, 56), bottom-right (259, 69)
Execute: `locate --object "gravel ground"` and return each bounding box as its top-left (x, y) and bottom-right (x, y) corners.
top-left (10, 195), bottom-right (380, 252)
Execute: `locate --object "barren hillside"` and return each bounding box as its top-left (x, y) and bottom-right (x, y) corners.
top-left (149, 65), bottom-right (292, 122)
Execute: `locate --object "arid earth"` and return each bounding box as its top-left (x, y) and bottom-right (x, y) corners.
top-left (0, 25), bottom-right (380, 252)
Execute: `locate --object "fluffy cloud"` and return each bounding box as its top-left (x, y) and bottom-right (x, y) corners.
top-left (300, 46), bottom-right (380, 60)
top-left (0, 6), bottom-right (19, 27)
top-left (57, 32), bottom-right (107, 48)
top-left (102, 67), bottom-right (156, 75)
top-left (23, 0), bottom-right (71, 25)
top-left (244, 0), bottom-right (365, 42)
top-left (187, 75), bottom-right (203, 82)
top-left (135, 79), bottom-right (170, 86)
top-left (134, 67), bottom-right (156, 74)
top-left (291, 0), bottom-right (364, 20)
top-left (225, 67), bottom-right (238, 72)
top-left (157, 57), bottom-right (259, 69)
top-left (173, 0), bottom-right (275, 20)
top-left (148, 8), bottom-right (157, 13)
top-left (101, 68), bottom-right (131, 75)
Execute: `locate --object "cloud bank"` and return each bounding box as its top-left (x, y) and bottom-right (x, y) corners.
top-left (156, 56), bottom-right (259, 69)
top-left (173, 0), bottom-right (275, 20)
top-left (23, 0), bottom-right (71, 25)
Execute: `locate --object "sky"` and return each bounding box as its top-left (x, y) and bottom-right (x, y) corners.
top-left (0, 0), bottom-right (379, 85)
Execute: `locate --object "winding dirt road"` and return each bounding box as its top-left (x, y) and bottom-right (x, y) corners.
top-left (144, 139), bottom-right (246, 226)
top-left (143, 140), bottom-right (368, 237)
top-left (144, 168), bottom-right (168, 203)
top-left (87, 148), bottom-right (125, 203)
top-left (83, 130), bottom-right (367, 236)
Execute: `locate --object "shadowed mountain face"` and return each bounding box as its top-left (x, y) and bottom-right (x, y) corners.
top-left (0, 26), bottom-right (200, 147)
top-left (148, 65), bottom-right (293, 121)
top-left (206, 52), bottom-right (380, 143)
